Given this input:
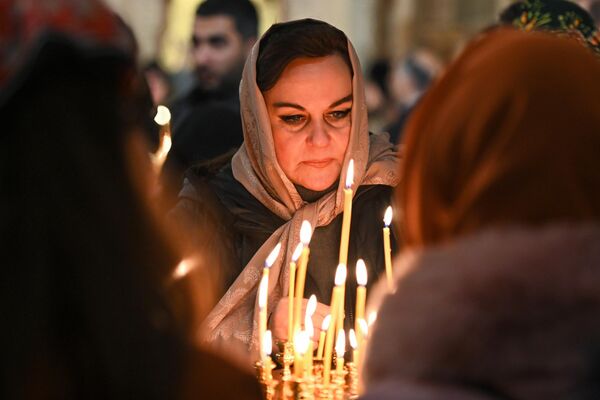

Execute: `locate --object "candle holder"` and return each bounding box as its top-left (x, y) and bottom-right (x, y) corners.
top-left (292, 377), bottom-right (314, 400)
top-left (282, 341), bottom-right (294, 380)
top-left (332, 369), bottom-right (346, 400)
top-left (315, 383), bottom-right (333, 400)
top-left (255, 361), bottom-right (275, 400)
top-left (345, 363), bottom-right (358, 399)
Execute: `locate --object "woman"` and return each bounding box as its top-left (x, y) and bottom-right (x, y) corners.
top-left (362, 28), bottom-right (600, 399)
top-left (172, 19), bottom-right (399, 353)
top-left (0, 1), bottom-right (261, 398)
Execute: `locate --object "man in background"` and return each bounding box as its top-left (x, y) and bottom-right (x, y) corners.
top-left (163, 0), bottom-right (258, 206)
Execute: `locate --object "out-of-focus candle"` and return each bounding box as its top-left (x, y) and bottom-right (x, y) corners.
top-left (323, 264), bottom-right (346, 385)
top-left (288, 243), bottom-right (303, 341)
top-left (317, 314), bottom-right (331, 359)
top-left (294, 221), bottom-right (313, 338)
top-left (152, 105), bottom-right (172, 172)
top-left (263, 330), bottom-right (273, 371)
top-left (349, 329), bottom-right (358, 365)
top-left (304, 295), bottom-right (317, 375)
top-left (294, 330), bottom-right (310, 378)
top-left (339, 159), bottom-right (354, 267)
top-left (383, 206), bottom-right (393, 290)
top-left (368, 311), bottom-right (378, 328)
top-left (335, 329), bottom-right (346, 373)
top-left (258, 275), bottom-right (269, 360)
top-left (355, 259), bottom-right (367, 347)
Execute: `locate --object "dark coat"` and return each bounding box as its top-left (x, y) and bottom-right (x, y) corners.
top-left (170, 161), bottom-right (397, 330)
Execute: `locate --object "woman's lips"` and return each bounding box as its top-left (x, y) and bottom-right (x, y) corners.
top-left (302, 159), bottom-right (334, 168)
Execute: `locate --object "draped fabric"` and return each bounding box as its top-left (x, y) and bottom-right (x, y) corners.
top-left (397, 28), bottom-right (600, 248)
top-left (201, 34), bottom-right (399, 355)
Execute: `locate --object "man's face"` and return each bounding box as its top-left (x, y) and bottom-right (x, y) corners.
top-left (191, 15), bottom-right (249, 92)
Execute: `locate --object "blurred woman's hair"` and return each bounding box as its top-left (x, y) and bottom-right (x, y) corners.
top-left (256, 18), bottom-right (353, 92)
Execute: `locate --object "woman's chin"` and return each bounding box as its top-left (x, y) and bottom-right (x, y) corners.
top-left (297, 177), bottom-right (337, 191)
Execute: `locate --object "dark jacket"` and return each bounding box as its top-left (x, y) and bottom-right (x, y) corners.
top-left (170, 161), bottom-right (398, 330)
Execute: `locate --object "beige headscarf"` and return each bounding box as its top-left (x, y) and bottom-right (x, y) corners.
top-left (201, 33), bottom-right (399, 357)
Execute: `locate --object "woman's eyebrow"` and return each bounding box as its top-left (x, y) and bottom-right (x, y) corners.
top-left (329, 94), bottom-right (353, 108)
top-left (272, 102), bottom-right (305, 110)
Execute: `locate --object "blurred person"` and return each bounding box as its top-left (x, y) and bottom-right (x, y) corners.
top-left (362, 28), bottom-right (600, 400)
top-left (162, 0), bottom-right (259, 208)
top-left (364, 59), bottom-right (395, 133)
top-left (0, 1), bottom-right (261, 399)
top-left (171, 19), bottom-right (400, 356)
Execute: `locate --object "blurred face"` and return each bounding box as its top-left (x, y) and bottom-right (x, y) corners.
top-left (191, 15), bottom-right (251, 91)
top-left (264, 55), bottom-right (352, 191)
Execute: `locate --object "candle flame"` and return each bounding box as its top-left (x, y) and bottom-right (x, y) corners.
top-left (265, 242), bottom-right (281, 268)
top-left (334, 263), bottom-right (347, 286)
top-left (321, 314), bottom-right (331, 331)
top-left (358, 318), bottom-right (369, 337)
top-left (345, 159), bottom-right (355, 188)
top-left (368, 311), bottom-right (378, 327)
top-left (356, 259), bottom-right (368, 286)
top-left (300, 220), bottom-right (313, 245)
top-left (263, 330), bottom-right (272, 356)
top-left (173, 259), bottom-right (192, 279)
top-left (154, 105), bottom-right (171, 126)
top-left (292, 243), bottom-right (303, 262)
top-left (258, 275), bottom-right (268, 308)
top-left (294, 330), bottom-right (310, 355)
top-left (306, 294), bottom-right (317, 317)
top-left (384, 206), bottom-right (393, 227)
top-left (349, 329), bottom-right (358, 349)
top-left (335, 329), bottom-right (346, 357)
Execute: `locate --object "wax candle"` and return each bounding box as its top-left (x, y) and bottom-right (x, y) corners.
top-left (263, 330), bottom-right (273, 372)
top-left (258, 275), bottom-right (268, 360)
top-left (293, 221), bottom-right (312, 337)
top-left (152, 105), bottom-right (172, 172)
top-left (317, 314), bottom-right (331, 359)
top-left (304, 295), bottom-right (317, 375)
top-left (288, 243), bottom-right (303, 341)
top-left (338, 159), bottom-right (354, 267)
top-left (335, 329), bottom-right (346, 373)
top-left (355, 259), bottom-right (367, 349)
top-left (349, 329), bottom-right (358, 365)
top-left (294, 330), bottom-right (310, 378)
top-left (323, 264), bottom-right (346, 385)
top-left (383, 206), bottom-right (393, 290)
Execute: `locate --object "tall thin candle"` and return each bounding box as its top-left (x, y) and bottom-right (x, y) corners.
top-left (323, 264), bottom-right (346, 385)
top-left (354, 259), bottom-right (367, 362)
top-left (383, 206), bottom-right (393, 290)
top-left (258, 275), bottom-right (268, 360)
top-left (304, 295), bottom-right (316, 375)
top-left (317, 314), bottom-right (331, 359)
top-left (288, 243), bottom-right (303, 341)
top-left (293, 221), bottom-right (312, 337)
top-left (335, 329), bottom-right (346, 374)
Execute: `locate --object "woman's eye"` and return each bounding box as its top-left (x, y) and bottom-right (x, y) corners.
top-left (329, 109), bottom-right (351, 119)
top-left (326, 108), bottom-right (352, 126)
top-left (280, 115), bottom-right (306, 125)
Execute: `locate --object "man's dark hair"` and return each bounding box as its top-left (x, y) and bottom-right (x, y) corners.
top-left (256, 18), bottom-right (352, 92)
top-left (196, 0), bottom-right (258, 40)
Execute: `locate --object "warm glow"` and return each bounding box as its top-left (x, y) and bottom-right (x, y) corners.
top-left (173, 259), bottom-right (192, 279)
top-left (321, 314), bottom-right (331, 331)
top-left (335, 329), bottom-right (346, 357)
top-left (358, 318), bottom-right (369, 338)
top-left (154, 105), bottom-right (171, 125)
top-left (258, 275), bottom-right (268, 308)
top-left (292, 243), bottom-right (303, 262)
top-left (263, 330), bottom-right (273, 356)
top-left (265, 242), bottom-right (282, 268)
top-left (334, 264), bottom-right (347, 286)
top-left (356, 259), bottom-right (368, 286)
top-left (294, 330), bottom-right (310, 355)
top-left (300, 220), bottom-right (313, 245)
top-left (306, 294), bottom-right (317, 317)
top-left (384, 206), bottom-right (393, 227)
top-left (368, 311), bottom-right (378, 326)
top-left (345, 159), bottom-right (355, 188)
top-left (349, 329), bottom-right (358, 350)
top-left (154, 132), bottom-right (172, 161)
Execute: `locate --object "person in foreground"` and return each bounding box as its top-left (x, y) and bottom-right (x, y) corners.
top-left (172, 19), bottom-right (399, 355)
top-left (0, 1), bottom-right (260, 398)
top-left (362, 28), bottom-right (600, 399)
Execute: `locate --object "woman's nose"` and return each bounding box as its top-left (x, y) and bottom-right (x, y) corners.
top-left (308, 120), bottom-right (331, 147)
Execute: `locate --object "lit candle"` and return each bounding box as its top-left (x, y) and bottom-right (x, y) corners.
top-left (263, 330), bottom-right (274, 372)
top-left (152, 105), bottom-right (172, 172)
top-left (323, 264), bottom-right (346, 385)
top-left (258, 274), bottom-right (268, 360)
top-left (349, 329), bottom-right (358, 365)
top-left (383, 206), bottom-right (393, 290)
top-left (293, 221), bottom-right (312, 338)
top-left (335, 329), bottom-right (346, 373)
top-left (288, 243), bottom-right (303, 341)
top-left (355, 259), bottom-right (367, 350)
top-left (339, 159), bottom-right (354, 267)
top-left (172, 258), bottom-right (192, 280)
top-left (294, 330), bottom-right (310, 378)
top-left (304, 295), bottom-right (316, 376)
top-left (368, 311), bottom-right (378, 328)
top-left (317, 314), bottom-right (331, 359)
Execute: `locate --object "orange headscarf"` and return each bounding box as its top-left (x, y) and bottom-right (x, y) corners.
top-left (398, 28), bottom-right (600, 248)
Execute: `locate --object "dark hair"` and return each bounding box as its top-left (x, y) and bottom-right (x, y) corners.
top-left (256, 18), bottom-right (353, 92)
top-left (196, 0), bottom-right (258, 40)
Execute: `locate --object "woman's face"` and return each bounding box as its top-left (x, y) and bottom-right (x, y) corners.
top-left (264, 54), bottom-right (352, 191)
